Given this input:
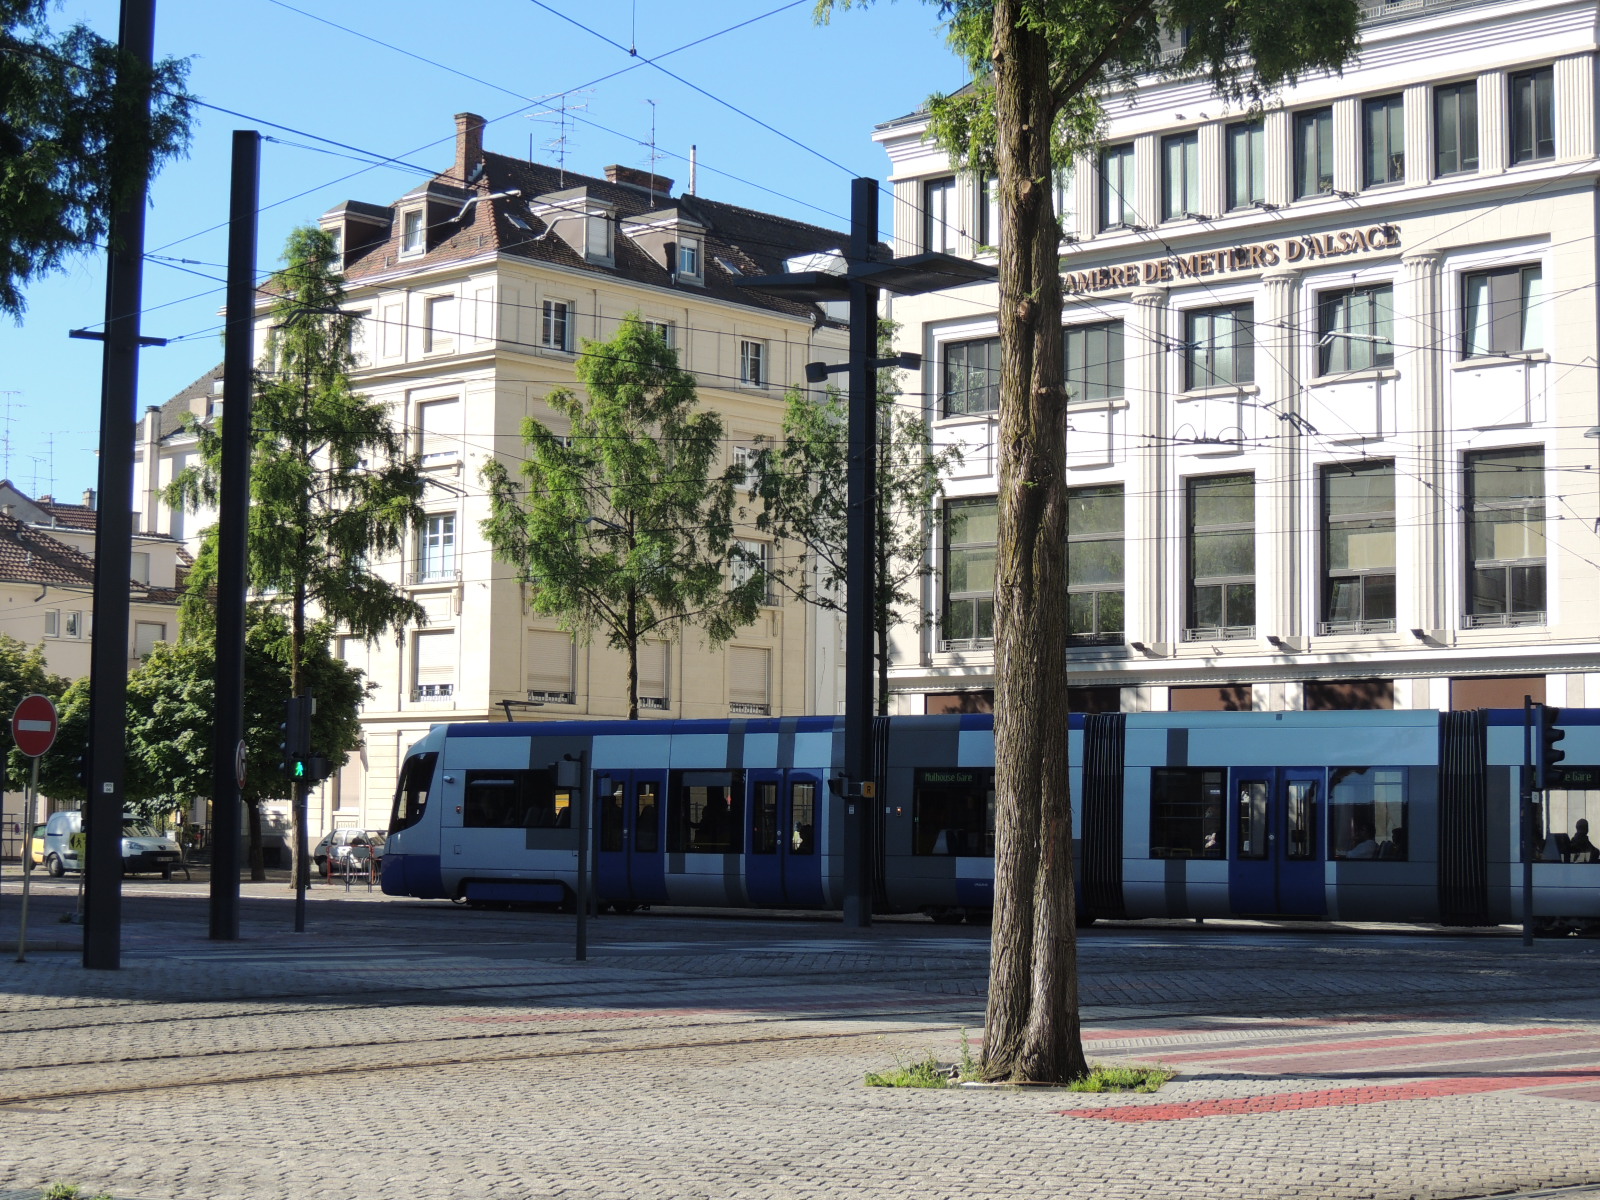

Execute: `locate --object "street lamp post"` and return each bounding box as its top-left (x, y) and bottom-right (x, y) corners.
top-left (738, 179), bottom-right (995, 927)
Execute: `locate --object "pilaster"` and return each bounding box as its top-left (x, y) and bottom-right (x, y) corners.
top-left (1478, 70), bottom-right (1508, 175)
top-left (1260, 269), bottom-right (1303, 639)
top-left (1264, 109), bottom-right (1292, 209)
top-left (1334, 98), bottom-right (1361, 195)
top-left (1129, 287), bottom-right (1171, 648)
top-left (1555, 53), bottom-right (1595, 162)
top-left (1404, 83), bottom-right (1432, 188)
top-left (1400, 250), bottom-right (1448, 633)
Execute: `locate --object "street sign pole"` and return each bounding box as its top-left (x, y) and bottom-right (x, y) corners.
top-left (11, 694), bottom-right (58, 964)
top-left (16, 756), bottom-right (38, 962)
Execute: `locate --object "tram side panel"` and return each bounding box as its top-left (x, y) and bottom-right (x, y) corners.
top-left (879, 715), bottom-right (997, 914)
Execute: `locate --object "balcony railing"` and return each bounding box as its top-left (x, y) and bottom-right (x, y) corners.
top-left (940, 637), bottom-right (995, 653)
top-left (412, 683), bottom-right (455, 701)
top-left (1318, 618), bottom-right (1397, 636)
top-left (1463, 611), bottom-right (1545, 629)
top-left (528, 689), bottom-right (574, 705)
top-left (729, 702), bottom-right (771, 716)
top-left (1183, 625), bottom-right (1257, 642)
top-left (407, 568), bottom-right (462, 586)
top-left (639, 696), bottom-right (669, 711)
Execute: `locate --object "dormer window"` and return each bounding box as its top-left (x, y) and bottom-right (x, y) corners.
top-left (678, 238), bottom-right (702, 281)
top-left (402, 210), bottom-right (424, 254)
top-left (586, 213), bottom-right (612, 263)
top-left (328, 228), bottom-right (343, 268)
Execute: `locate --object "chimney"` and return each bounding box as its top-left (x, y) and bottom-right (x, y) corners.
top-left (604, 164), bottom-right (675, 198)
top-left (83, 488), bottom-right (97, 510)
top-left (454, 112), bottom-right (486, 186)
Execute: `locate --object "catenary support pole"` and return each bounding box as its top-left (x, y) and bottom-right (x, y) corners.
top-left (841, 177), bottom-right (879, 929)
top-left (85, 0), bottom-right (159, 971)
top-left (1522, 696), bottom-right (1534, 947)
top-left (574, 750), bottom-right (589, 961)
top-left (210, 129), bottom-right (260, 941)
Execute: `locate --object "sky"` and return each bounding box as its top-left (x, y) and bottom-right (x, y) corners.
top-left (0, 0), bottom-right (967, 505)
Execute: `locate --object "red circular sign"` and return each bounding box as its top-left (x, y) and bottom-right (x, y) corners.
top-left (11, 693), bottom-right (58, 758)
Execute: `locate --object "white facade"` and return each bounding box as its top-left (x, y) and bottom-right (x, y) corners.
top-left (877, 0), bottom-right (1600, 715)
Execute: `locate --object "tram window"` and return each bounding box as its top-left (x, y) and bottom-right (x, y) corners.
top-left (390, 752), bottom-right (437, 833)
top-left (667, 771), bottom-right (745, 853)
top-left (792, 782), bottom-right (816, 854)
top-left (913, 768), bottom-right (996, 856)
top-left (636, 782), bottom-right (660, 853)
top-left (1150, 768), bottom-right (1225, 858)
top-left (463, 769), bottom-right (563, 828)
top-left (752, 782), bottom-right (779, 854)
top-left (600, 781), bottom-right (625, 852)
top-left (1238, 779), bottom-right (1268, 860)
top-left (1329, 767), bottom-right (1407, 860)
top-left (1285, 779), bottom-right (1317, 860)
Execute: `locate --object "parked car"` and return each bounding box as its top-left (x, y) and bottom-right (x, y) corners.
top-left (29, 823), bottom-right (45, 866)
top-left (312, 828), bottom-right (386, 871)
top-left (41, 811), bottom-right (184, 878)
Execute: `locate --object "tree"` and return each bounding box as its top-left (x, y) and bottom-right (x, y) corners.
top-left (820, 0), bottom-right (1361, 1082)
top-left (0, 633), bottom-right (69, 798)
top-left (750, 327), bottom-right (959, 713)
top-left (168, 226), bottom-right (426, 882)
top-left (0, 0), bottom-right (192, 319)
top-left (482, 314), bottom-right (765, 720)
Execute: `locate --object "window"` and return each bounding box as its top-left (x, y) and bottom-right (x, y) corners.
top-left (739, 339), bottom-right (766, 387)
top-left (1511, 67), bottom-right (1555, 164)
top-left (43, 610), bottom-right (58, 638)
top-left (1318, 284), bottom-right (1394, 375)
top-left (1052, 166), bottom-right (1075, 227)
top-left (943, 336), bottom-right (1000, 417)
top-left (638, 641), bottom-right (669, 709)
top-left (791, 782), bottom-right (816, 854)
top-left (978, 175), bottom-right (1000, 249)
top-left (728, 645), bottom-right (770, 716)
top-left (541, 299), bottom-right (571, 351)
top-left (1187, 473), bottom-right (1255, 638)
top-left (401, 209), bottom-right (424, 253)
top-left (1362, 94), bottom-right (1405, 188)
top-left (1294, 107), bottom-right (1335, 199)
top-left (464, 768), bottom-right (567, 829)
top-left (1150, 768), bottom-right (1225, 859)
top-left (419, 513), bottom-right (456, 582)
top-left (412, 629), bottom-right (455, 699)
top-left (731, 539), bottom-right (774, 605)
top-left (677, 237), bottom-right (701, 279)
top-left (1162, 132), bottom-right (1200, 221)
top-left (1466, 447), bottom-right (1545, 626)
top-left (133, 621), bottom-right (166, 659)
top-left (923, 176), bottom-right (957, 253)
top-left (644, 318), bottom-right (675, 348)
top-left (1099, 144), bottom-right (1136, 230)
top-left (944, 497), bottom-right (997, 643)
top-left (389, 751), bottom-right (438, 833)
top-left (913, 768), bottom-right (994, 856)
top-left (328, 227), bottom-right (344, 266)
top-left (64, 611), bottom-right (82, 638)
top-left (1322, 461), bottom-right (1396, 634)
top-left (752, 781), bottom-right (779, 854)
top-left (1226, 121), bottom-right (1266, 211)
top-left (1184, 304), bottom-right (1254, 389)
top-left (130, 551), bottom-right (150, 584)
top-left (418, 399), bottom-right (462, 466)
top-left (1463, 265), bottom-right (1542, 357)
top-left (525, 628), bottom-right (575, 704)
top-left (1067, 484), bottom-right (1124, 645)
top-left (667, 770), bottom-right (744, 853)
top-left (1435, 81), bottom-right (1479, 176)
top-left (1063, 321), bottom-right (1123, 402)
top-left (585, 213), bottom-right (611, 261)
top-left (424, 295), bottom-right (455, 353)
top-left (1330, 767), bottom-right (1408, 859)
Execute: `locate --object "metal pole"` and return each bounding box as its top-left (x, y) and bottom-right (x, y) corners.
top-left (85, 0), bottom-right (159, 971)
top-left (1522, 696), bottom-right (1534, 947)
top-left (841, 177), bottom-right (879, 929)
top-left (210, 130), bottom-right (259, 941)
top-left (15, 757), bottom-right (37, 962)
top-left (575, 749), bottom-right (589, 962)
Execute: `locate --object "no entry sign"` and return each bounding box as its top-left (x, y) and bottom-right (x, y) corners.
top-left (10, 693), bottom-right (58, 758)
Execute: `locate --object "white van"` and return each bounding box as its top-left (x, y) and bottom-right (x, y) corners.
top-left (42, 811), bottom-right (183, 878)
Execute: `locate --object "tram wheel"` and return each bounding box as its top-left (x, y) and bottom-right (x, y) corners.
top-left (928, 908), bottom-right (964, 925)
top-left (963, 907), bottom-right (993, 926)
top-left (609, 902), bottom-right (641, 914)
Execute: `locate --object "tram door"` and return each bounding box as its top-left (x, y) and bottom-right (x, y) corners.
top-left (595, 770), bottom-right (667, 906)
top-left (744, 770), bottom-right (825, 908)
top-left (1228, 767), bottom-right (1327, 916)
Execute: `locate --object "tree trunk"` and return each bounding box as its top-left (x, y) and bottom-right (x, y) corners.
top-left (982, 0), bottom-right (1088, 1084)
top-left (625, 588), bottom-right (639, 721)
top-left (247, 800), bottom-right (266, 881)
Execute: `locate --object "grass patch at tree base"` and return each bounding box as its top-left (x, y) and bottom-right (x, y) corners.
top-left (866, 1046), bottom-right (1173, 1092)
top-left (1060, 1063), bottom-right (1174, 1093)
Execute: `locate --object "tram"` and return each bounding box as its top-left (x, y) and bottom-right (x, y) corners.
top-left (379, 710), bottom-right (1600, 929)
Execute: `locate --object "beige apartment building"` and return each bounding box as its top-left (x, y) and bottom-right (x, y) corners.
top-left (876, 0), bottom-right (1600, 716)
top-left (135, 114), bottom-right (851, 834)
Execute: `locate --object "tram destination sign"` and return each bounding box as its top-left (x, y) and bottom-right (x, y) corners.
top-left (1555, 766), bottom-right (1600, 789)
top-left (1063, 222), bottom-right (1402, 295)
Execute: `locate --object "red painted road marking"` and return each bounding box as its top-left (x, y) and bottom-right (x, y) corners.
top-left (1059, 1069), bottom-right (1600, 1122)
top-left (1149, 1027), bottom-right (1580, 1065)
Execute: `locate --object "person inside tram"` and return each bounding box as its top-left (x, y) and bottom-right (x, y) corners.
top-left (1345, 819), bottom-right (1380, 860)
top-left (1568, 818), bottom-right (1598, 863)
top-left (695, 795), bottom-right (730, 851)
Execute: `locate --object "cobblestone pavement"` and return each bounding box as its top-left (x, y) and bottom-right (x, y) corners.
top-left (1, 877), bottom-right (1599, 1200)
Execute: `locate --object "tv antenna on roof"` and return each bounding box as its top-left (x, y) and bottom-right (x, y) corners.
top-left (645, 99), bottom-right (664, 204)
top-left (528, 90), bottom-right (592, 189)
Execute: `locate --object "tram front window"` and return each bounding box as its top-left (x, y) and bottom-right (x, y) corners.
top-left (1329, 767), bottom-right (1407, 860)
top-left (913, 769), bottom-right (995, 856)
top-left (1151, 768), bottom-right (1225, 859)
top-left (390, 752), bottom-right (438, 833)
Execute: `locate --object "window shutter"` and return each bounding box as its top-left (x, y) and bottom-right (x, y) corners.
top-left (729, 646), bottom-right (770, 714)
top-left (414, 630), bottom-right (456, 696)
top-left (419, 400), bottom-right (461, 463)
top-left (133, 622), bottom-right (166, 659)
top-left (638, 642), bottom-right (668, 707)
top-left (526, 629), bottom-right (575, 701)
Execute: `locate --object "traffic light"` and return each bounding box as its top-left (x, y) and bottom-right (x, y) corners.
top-left (1536, 703), bottom-right (1568, 790)
top-left (279, 695), bottom-right (312, 781)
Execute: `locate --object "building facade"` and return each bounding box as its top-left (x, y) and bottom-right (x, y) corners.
top-left (136, 115), bottom-right (851, 834)
top-left (877, 0), bottom-right (1600, 716)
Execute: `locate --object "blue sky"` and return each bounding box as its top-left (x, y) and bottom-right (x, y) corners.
top-left (0, 0), bottom-right (966, 504)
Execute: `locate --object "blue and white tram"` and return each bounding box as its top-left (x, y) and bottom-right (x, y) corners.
top-left (380, 709), bottom-right (1600, 929)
